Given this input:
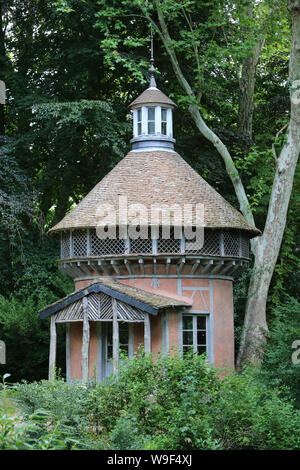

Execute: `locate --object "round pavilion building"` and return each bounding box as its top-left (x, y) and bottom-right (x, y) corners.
top-left (39, 66), bottom-right (259, 382)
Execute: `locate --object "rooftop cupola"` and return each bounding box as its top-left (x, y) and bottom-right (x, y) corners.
top-left (129, 43), bottom-right (177, 152)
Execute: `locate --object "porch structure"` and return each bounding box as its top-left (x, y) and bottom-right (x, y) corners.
top-left (39, 277), bottom-right (191, 382)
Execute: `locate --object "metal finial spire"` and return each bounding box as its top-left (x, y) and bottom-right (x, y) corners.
top-left (149, 26), bottom-right (157, 88)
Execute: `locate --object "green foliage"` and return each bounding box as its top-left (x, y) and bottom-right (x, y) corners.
top-left (108, 413), bottom-right (149, 450)
top-left (0, 0), bottom-right (298, 396)
top-left (0, 136), bottom-right (36, 240)
top-left (13, 378), bottom-right (94, 449)
top-left (0, 233), bottom-right (73, 382)
top-left (260, 296), bottom-right (300, 408)
top-left (11, 353), bottom-right (300, 450)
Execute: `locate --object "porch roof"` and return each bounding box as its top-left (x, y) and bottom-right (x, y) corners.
top-left (39, 277), bottom-right (192, 319)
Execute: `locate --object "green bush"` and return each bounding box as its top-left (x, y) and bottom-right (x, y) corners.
top-left (209, 368), bottom-right (300, 449)
top-left (109, 413), bottom-right (150, 450)
top-left (14, 378), bottom-right (95, 449)
top-left (84, 351), bottom-right (300, 450)
top-left (11, 352), bottom-right (300, 450)
top-left (260, 296), bottom-right (300, 407)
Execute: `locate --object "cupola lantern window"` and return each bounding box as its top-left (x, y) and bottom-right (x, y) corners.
top-left (147, 107), bottom-right (155, 134)
top-left (137, 108), bottom-right (142, 135)
top-left (161, 108), bottom-right (167, 135)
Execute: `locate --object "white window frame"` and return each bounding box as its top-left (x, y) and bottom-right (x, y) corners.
top-left (137, 108), bottom-right (142, 136)
top-left (98, 321), bottom-right (134, 381)
top-left (161, 108), bottom-right (167, 135)
top-left (179, 312), bottom-right (209, 359)
top-left (147, 106), bottom-right (155, 135)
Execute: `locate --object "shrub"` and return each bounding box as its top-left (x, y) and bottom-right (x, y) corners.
top-left (12, 353), bottom-right (300, 450)
top-left (209, 368), bottom-right (300, 449)
top-left (84, 351), bottom-right (300, 450)
top-left (14, 378), bottom-right (95, 449)
top-left (260, 296), bottom-right (300, 407)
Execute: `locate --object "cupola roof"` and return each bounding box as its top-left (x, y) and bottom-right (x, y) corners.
top-left (129, 87), bottom-right (176, 109)
top-left (50, 150), bottom-right (260, 237)
top-left (50, 41), bottom-right (260, 239)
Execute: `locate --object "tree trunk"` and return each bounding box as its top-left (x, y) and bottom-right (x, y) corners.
top-left (149, 0), bottom-right (300, 370)
top-left (0, 2), bottom-right (5, 135)
top-left (237, 0), bottom-right (300, 369)
top-left (237, 4), bottom-right (264, 143)
top-left (237, 40), bottom-right (264, 142)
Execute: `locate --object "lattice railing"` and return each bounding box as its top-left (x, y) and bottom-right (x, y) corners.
top-left (61, 231), bottom-right (70, 258)
top-left (60, 228), bottom-right (250, 259)
top-left (130, 237), bottom-right (153, 254)
top-left (72, 229), bottom-right (88, 257)
top-left (157, 227), bottom-right (181, 253)
top-left (186, 229), bottom-right (221, 256)
top-left (223, 231), bottom-right (240, 258)
top-left (241, 234), bottom-right (250, 259)
top-left (90, 229), bottom-right (124, 256)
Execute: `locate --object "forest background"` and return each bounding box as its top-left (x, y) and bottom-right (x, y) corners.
top-left (0, 0), bottom-right (299, 408)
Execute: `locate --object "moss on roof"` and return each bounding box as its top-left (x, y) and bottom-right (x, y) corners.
top-left (50, 150), bottom-right (260, 237)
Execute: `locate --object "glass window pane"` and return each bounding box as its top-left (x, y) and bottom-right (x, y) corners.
top-left (183, 345), bottom-right (193, 355)
top-left (197, 316), bottom-right (206, 330)
top-left (148, 107), bottom-right (155, 120)
top-left (161, 108), bottom-right (167, 121)
top-left (120, 345), bottom-right (128, 355)
top-left (183, 330), bottom-right (193, 345)
top-left (161, 122), bottom-right (167, 135)
top-left (183, 316), bottom-right (193, 330)
top-left (197, 346), bottom-right (206, 355)
top-left (119, 330), bottom-right (128, 345)
top-left (148, 121), bottom-right (155, 134)
top-left (197, 331), bottom-right (206, 345)
top-left (137, 109), bottom-right (141, 121)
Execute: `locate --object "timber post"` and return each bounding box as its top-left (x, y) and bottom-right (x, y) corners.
top-left (81, 296), bottom-right (90, 383)
top-left (49, 315), bottom-right (57, 380)
top-left (144, 313), bottom-right (151, 354)
top-left (112, 298), bottom-right (119, 374)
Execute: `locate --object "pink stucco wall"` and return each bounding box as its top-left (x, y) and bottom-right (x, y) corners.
top-left (69, 321), bottom-right (98, 380)
top-left (212, 279), bottom-right (235, 369)
top-left (70, 276), bottom-right (235, 379)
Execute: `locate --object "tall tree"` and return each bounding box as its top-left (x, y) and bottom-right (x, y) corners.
top-left (92, 0), bottom-right (299, 368)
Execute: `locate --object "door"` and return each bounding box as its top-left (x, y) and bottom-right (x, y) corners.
top-left (100, 321), bottom-right (131, 380)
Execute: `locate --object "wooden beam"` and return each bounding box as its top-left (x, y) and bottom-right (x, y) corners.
top-left (70, 262), bottom-right (85, 277)
top-left (77, 261), bottom-right (93, 275)
top-left (232, 260), bottom-right (244, 277)
top-left (153, 258), bottom-right (157, 276)
top-left (124, 258), bottom-right (134, 276)
top-left (190, 259), bottom-right (201, 275)
top-left (219, 260), bottom-right (235, 276)
top-left (49, 315), bottom-right (57, 381)
top-left (81, 297), bottom-right (90, 383)
top-left (98, 259), bottom-right (110, 276)
top-left (97, 322), bottom-right (103, 382)
top-left (138, 258), bottom-right (144, 275)
top-left (211, 260), bottom-right (224, 274)
top-left (111, 260), bottom-right (121, 276)
top-left (200, 260), bottom-right (214, 274)
top-left (90, 263), bottom-right (103, 275)
top-left (165, 257), bottom-right (171, 275)
top-left (61, 263), bottom-right (77, 278)
top-left (177, 257), bottom-right (185, 275)
top-left (112, 298), bottom-right (119, 374)
top-left (66, 323), bottom-right (71, 383)
top-left (144, 313), bottom-right (151, 354)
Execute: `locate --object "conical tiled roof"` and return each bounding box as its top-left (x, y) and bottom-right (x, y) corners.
top-left (129, 87), bottom-right (176, 109)
top-left (50, 150), bottom-right (260, 236)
